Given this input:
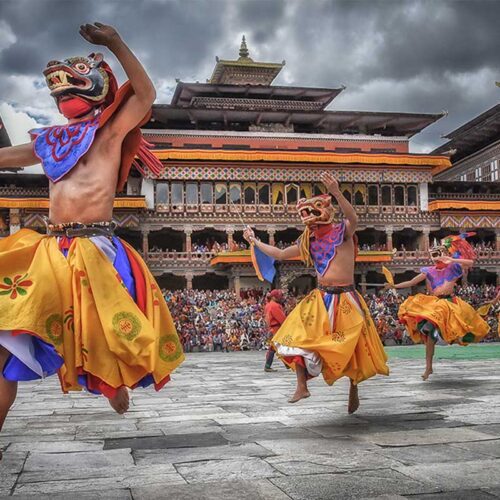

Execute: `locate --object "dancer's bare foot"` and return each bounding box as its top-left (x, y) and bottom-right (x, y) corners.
top-left (288, 388), bottom-right (310, 404)
top-left (348, 382), bottom-right (359, 414)
top-left (108, 386), bottom-right (129, 414)
top-left (422, 369), bottom-right (433, 381)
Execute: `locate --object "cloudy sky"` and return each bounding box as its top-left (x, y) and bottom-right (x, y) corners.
top-left (1, 0), bottom-right (499, 160)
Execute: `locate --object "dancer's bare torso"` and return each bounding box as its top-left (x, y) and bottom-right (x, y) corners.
top-left (48, 127), bottom-right (120, 224)
top-left (316, 236), bottom-right (355, 287)
top-left (427, 278), bottom-right (457, 297)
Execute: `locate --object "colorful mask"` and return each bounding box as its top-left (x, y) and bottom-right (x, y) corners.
top-left (44, 53), bottom-right (118, 117)
top-left (297, 194), bottom-right (335, 227)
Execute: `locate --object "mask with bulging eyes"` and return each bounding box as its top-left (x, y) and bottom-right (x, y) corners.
top-left (429, 245), bottom-right (448, 261)
top-left (297, 194), bottom-right (336, 226)
top-left (43, 53), bottom-right (117, 118)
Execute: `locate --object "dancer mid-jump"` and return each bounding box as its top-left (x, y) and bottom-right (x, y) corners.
top-left (386, 234), bottom-right (489, 380)
top-left (244, 172), bottom-right (389, 412)
top-left (0, 23), bottom-right (184, 452)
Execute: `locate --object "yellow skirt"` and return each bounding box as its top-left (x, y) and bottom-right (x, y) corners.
top-left (272, 289), bottom-right (389, 386)
top-left (0, 229), bottom-right (184, 397)
top-left (398, 293), bottom-right (490, 345)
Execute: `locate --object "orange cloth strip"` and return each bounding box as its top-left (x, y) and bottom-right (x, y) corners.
top-left (153, 149), bottom-right (451, 167)
top-left (428, 200), bottom-right (500, 212)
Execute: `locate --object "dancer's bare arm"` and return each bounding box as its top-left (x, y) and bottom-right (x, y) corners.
top-left (243, 227), bottom-right (300, 260)
top-left (321, 172), bottom-right (358, 237)
top-left (388, 273), bottom-right (426, 290)
top-left (79, 22), bottom-right (156, 137)
top-left (0, 143), bottom-right (36, 168)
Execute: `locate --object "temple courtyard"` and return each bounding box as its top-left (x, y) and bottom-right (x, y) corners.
top-left (2, 346), bottom-right (500, 499)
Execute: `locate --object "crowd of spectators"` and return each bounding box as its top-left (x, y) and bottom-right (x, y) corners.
top-left (164, 289), bottom-right (297, 353)
top-left (163, 285), bottom-right (498, 351)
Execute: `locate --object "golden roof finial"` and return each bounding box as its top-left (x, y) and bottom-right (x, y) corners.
top-left (239, 35), bottom-right (250, 59)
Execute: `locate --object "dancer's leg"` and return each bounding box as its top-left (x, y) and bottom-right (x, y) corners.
top-left (0, 346), bottom-right (18, 459)
top-left (348, 379), bottom-right (360, 414)
top-left (422, 336), bottom-right (435, 381)
top-left (288, 362), bottom-right (310, 403)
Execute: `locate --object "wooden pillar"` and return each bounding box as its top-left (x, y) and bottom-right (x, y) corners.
top-left (142, 229), bottom-right (149, 259)
top-left (385, 227), bottom-right (393, 252)
top-left (360, 271), bottom-right (367, 295)
top-left (186, 272), bottom-right (193, 290)
top-left (185, 229), bottom-right (192, 254)
top-left (268, 229), bottom-right (275, 246)
top-left (227, 229), bottom-right (234, 249)
top-left (496, 230), bottom-right (500, 251)
top-left (234, 273), bottom-right (241, 296)
top-left (422, 227), bottom-right (430, 252)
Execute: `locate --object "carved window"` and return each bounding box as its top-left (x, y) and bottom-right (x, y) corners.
top-left (186, 182), bottom-right (198, 205)
top-left (258, 183), bottom-right (270, 204)
top-left (229, 183), bottom-right (242, 204)
top-left (171, 182), bottom-right (183, 205)
top-left (200, 182), bottom-right (213, 204)
top-left (492, 160), bottom-right (499, 181)
top-left (381, 185), bottom-right (392, 205)
top-left (368, 185), bottom-right (378, 205)
top-left (272, 183), bottom-right (285, 205)
top-left (156, 182), bottom-right (169, 205)
top-left (313, 183), bottom-right (326, 197)
top-left (341, 184), bottom-right (352, 203)
top-left (354, 184), bottom-right (366, 206)
top-left (215, 183), bottom-right (227, 205)
top-left (394, 186), bottom-right (405, 206)
top-left (300, 183), bottom-right (312, 199)
top-left (286, 183), bottom-right (299, 205)
top-left (407, 186), bottom-right (417, 206)
top-left (244, 183), bottom-right (256, 204)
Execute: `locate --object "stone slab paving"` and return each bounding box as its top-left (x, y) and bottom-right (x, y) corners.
top-left (2, 349), bottom-right (500, 498)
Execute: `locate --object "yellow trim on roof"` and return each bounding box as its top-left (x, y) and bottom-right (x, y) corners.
top-left (154, 149), bottom-right (451, 167)
top-left (428, 200), bottom-right (500, 212)
top-left (0, 197), bottom-right (147, 209)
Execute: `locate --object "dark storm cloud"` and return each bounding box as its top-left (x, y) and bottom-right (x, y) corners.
top-left (0, 0), bottom-right (498, 150)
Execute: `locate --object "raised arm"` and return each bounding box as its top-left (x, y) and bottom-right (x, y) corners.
top-left (79, 23), bottom-right (156, 136)
top-left (243, 227), bottom-right (300, 261)
top-left (0, 142), bottom-right (37, 169)
top-left (388, 273), bottom-right (426, 290)
top-left (321, 172), bottom-right (358, 237)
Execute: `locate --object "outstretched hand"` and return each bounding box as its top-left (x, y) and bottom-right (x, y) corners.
top-left (320, 172), bottom-right (340, 195)
top-left (243, 227), bottom-right (256, 245)
top-left (79, 22), bottom-right (121, 47)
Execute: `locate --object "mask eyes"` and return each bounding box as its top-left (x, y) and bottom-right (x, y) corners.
top-left (73, 62), bottom-right (90, 74)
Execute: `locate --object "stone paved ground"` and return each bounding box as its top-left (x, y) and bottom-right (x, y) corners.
top-left (2, 348), bottom-right (500, 499)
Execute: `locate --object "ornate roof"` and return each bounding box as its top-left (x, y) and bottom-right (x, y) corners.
top-left (149, 105), bottom-right (444, 137)
top-left (209, 36), bottom-right (285, 85)
top-left (432, 103), bottom-right (500, 162)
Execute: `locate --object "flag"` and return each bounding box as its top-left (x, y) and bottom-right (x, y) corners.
top-left (251, 245), bottom-right (276, 283)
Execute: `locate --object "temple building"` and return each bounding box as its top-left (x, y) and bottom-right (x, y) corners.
top-left (0, 39), bottom-right (498, 292)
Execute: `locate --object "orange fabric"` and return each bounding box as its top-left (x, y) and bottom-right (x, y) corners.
top-left (98, 81), bottom-right (151, 192)
top-left (428, 200), bottom-right (500, 212)
top-left (153, 149), bottom-right (451, 167)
